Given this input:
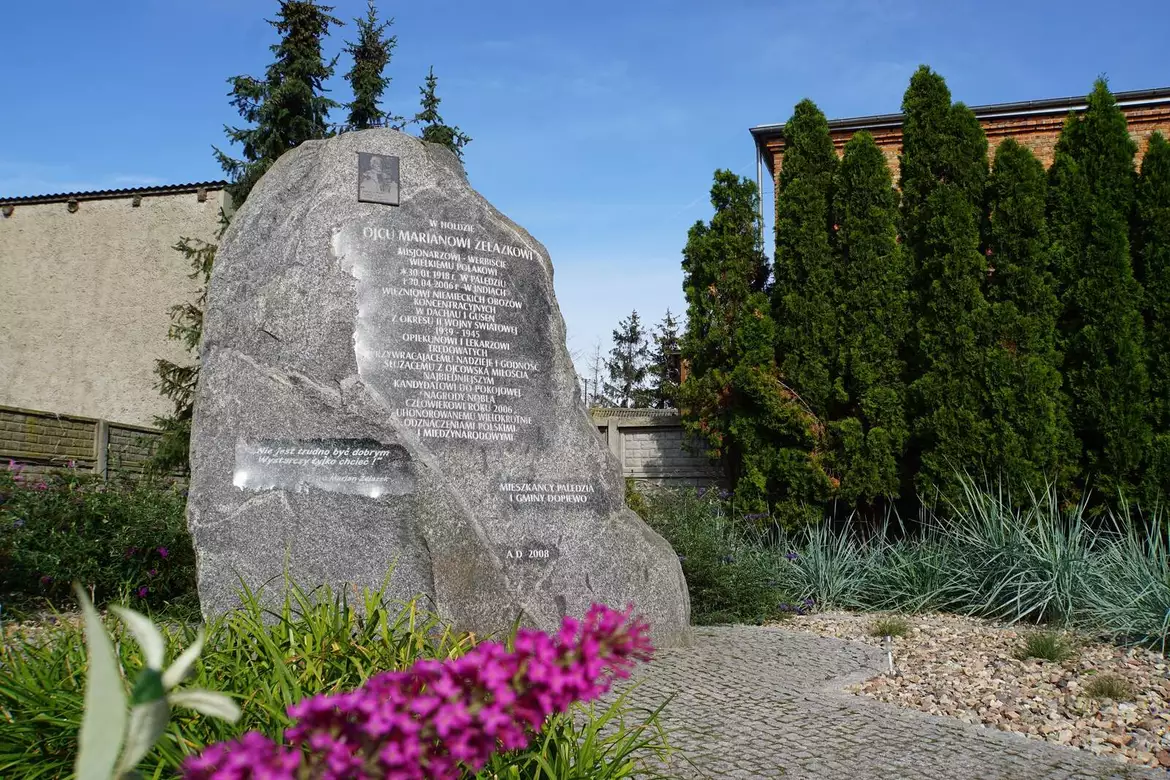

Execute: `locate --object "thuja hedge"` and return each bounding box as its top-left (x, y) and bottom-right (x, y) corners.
top-left (680, 69), bottom-right (1170, 521)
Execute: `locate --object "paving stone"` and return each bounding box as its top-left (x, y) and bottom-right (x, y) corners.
top-left (606, 625), bottom-right (1163, 779)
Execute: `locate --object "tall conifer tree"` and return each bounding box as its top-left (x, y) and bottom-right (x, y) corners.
top-left (343, 0), bottom-right (398, 130)
top-left (983, 139), bottom-right (1074, 494)
top-left (604, 310), bottom-right (652, 408)
top-left (681, 171), bottom-right (831, 520)
top-left (829, 132), bottom-right (909, 507)
top-left (899, 67), bottom-right (992, 500)
top-left (414, 67), bottom-right (471, 160)
top-left (1048, 80), bottom-right (1149, 500)
top-left (1135, 133), bottom-right (1170, 502)
top-left (648, 310), bottom-right (683, 409)
top-left (215, 1), bottom-right (341, 205)
top-left (773, 99), bottom-right (839, 416)
top-left (154, 2), bottom-right (340, 472)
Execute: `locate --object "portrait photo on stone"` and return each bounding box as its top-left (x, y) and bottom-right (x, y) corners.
top-left (356, 151), bottom-right (400, 205)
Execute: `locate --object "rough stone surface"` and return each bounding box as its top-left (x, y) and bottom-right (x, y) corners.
top-left (187, 129), bottom-right (690, 646)
top-left (607, 625), bottom-right (1163, 778)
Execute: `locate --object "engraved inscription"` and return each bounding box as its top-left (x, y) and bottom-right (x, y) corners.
top-left (498, 482), bottom-right (596, 504)
top-left (351, 217), bottom-right (544, 444)
top-left (233, 438), bottom-right (413, 497)
top-left (498, 540), bottom-right (562, 565)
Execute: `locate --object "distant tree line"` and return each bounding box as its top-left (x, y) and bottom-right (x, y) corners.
top-left (680, 68), bottom-right (1170, 523)
top-left (151, 0), bottom-right (472, 473)
top-left (587, 310), bottom-right (682, 409)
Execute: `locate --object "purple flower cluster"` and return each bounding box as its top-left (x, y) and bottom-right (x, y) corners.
top-left (182, 604), bottom-right (654, 780)
top-left (778, 597), bottom-right (817, 616)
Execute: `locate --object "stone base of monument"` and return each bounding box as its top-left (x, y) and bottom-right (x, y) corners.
top-left (187, 129), bottom-right (691, 647)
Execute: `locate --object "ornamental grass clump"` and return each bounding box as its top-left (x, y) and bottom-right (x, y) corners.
top-left (182, 604), bottom-right (654, 779)
top-left (869, 616), bottom-right (910, 638)
top-left (1013, 630), bottom-right (1076, 663)
top-left (1085, 673), bottom-right (1134, 702)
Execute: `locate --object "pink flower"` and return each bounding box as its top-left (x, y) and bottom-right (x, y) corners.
top-left (158, 547), bottom-right (169, 558)
top-left (137, 586), bottom-right (149, 599)
top-left (183, 605), bottom-right (654, 779)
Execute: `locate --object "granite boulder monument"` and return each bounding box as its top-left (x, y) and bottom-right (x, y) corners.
top-left (186, 129), bottom-right (691, 646)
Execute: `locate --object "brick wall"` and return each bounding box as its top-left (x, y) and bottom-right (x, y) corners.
top-left (763, 97), bottom-right (1170, 195)
top-left (0, 404), bottom-right (171, 480)
top-left (590, 408), bottom-right (723, 487)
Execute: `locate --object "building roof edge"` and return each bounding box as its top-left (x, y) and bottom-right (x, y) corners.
top-left (0, 181), bottom-right (229, 206)
top-left (749, 86), bottom-right (1170, 169)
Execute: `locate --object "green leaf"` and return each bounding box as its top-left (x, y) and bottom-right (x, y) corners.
top-left (110, 607), bottom-right (166, 670)
top-left (167, 689), bottom-right (241, 722)
top-left (114, 700), bottom-right (169, 777)
top-left (161, 629), bottom-right (205, 691)
top-left (74, 583), bottom-right (128, 780)
top-left (129, 668), bottom-right (166, 706)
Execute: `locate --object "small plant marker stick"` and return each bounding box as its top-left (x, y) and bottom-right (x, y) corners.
top-left (883, 634), bottom-right (895, 674)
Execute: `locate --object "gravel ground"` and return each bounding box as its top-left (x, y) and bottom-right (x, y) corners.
top-left (783, 611), bottom-right (1170, 772)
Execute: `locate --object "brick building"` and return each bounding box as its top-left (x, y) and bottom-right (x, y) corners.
top-left (750, 86), bottom-right (1170, 208)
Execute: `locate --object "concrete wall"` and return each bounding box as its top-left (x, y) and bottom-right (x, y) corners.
top-left (590, 408), bottom-right (723, 487)
top-left (0, 404), bottom-right (169, 481)
top-left (0, 186), bottom-right (226, 426)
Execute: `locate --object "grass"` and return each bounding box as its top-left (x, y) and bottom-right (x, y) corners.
top-left (1013, 630), bottom-right (1076, 663)
top-left (1084, 673), bottom-right (1134, 701)
top-left (643, 475), bottom-right (1170, 652)
top-left (638, 486), bottom-right (782, 625)
top-left (0, 573), bottom-right (672, 778)
top-left (869, 616), bottom-right (910, 638)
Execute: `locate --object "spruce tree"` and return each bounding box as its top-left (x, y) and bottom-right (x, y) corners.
top-left (215, 1), bottom-right (341, 205)
top-left (343, 0), bottom-right (398, 131)
top-left (899, 67), bottom-right (992, 501)
top-left (604, 310), bottom-right (652, 408)
top-left (773, 99), bottom-right (839, 416)
top-left (149, 234), bottom-right (218, 474)
top-left (983, 139), bottom-right (1074, 495)
top-left (1048, 80), bottom-right (1149, 501)
top-left (648, 310), bottom-right (683, 409)
top-left (414, 67), bottom-right (471, 160)
top-left (829, 132), bottom-right (909, 507)
top-left (1135, 133), bottom-right (1170, 502)
top-left (680, 170), bottom-right (831, 520)
top-left (152, 2), bottom-right (340, 472)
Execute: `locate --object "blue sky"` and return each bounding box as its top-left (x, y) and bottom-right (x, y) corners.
top-left (3, 1), bottom-right (1168, 379)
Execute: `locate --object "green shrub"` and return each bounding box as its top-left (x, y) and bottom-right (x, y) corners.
top-left (641, 487), bottom-right (785, 625)
top-left (625, 478), bottom-right (651, 520)
top-left (869, 616), bottom-right (910, 638)
top-left (1084, 673), bottom-right (1134, 701)
top-left (0, 463), bottom-right (194, 612)
top-left (0, 576), bottom-right (671, 778)
top-left (1013, 631), bottom-right (1076, 663)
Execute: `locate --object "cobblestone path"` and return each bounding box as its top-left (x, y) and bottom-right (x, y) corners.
top-left (609, 626), bottom-right (1162, 779)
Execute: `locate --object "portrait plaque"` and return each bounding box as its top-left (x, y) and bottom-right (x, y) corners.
top-left (357, 152), bottom-right (400, 205)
